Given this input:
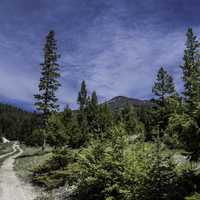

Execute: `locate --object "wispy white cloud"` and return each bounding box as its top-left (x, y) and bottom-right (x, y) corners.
top-left (61, 12), bottom-right (189, 104)
top-left (0, 0), bottom-right (199, 110)
top-left (0, 65), bottom-right (38, 102)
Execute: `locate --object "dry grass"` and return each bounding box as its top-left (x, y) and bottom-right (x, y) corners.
top-left (14, 146), bottom-right (52, 180)
top-left (0, 142), bottom-right (14, 156)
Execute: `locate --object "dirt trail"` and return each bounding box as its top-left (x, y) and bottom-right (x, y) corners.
top-left (0, 142), bottom-right (18, 159)
top-left (0, 142), bottom-right (38, 200)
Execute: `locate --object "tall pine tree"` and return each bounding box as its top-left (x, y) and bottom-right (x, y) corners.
top-left (99, 102), bottom-right (113, 134)
top-left (181, 28), bottom-right (200, 113)
top-left (87, 91), bottom-right (101, 137)
top-left (153, 67), bottom-right (175, 105)
top-left (152, 67), bottom-right (176, 134)
top-left (77, 80), bottom-right (87, 112)
top-left (34, 30), bottom-right (61, 149)
top-left (145, 133), bottom-right (176, 200)
top-left (77, 80), bottom-right (89, 144)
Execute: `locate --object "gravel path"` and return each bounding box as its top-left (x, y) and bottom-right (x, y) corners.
top-left (0, 142), bottom-right (38, 200)
top-left (0, 143), bottom-right (17, 159)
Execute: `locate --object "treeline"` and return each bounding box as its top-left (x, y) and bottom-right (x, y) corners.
top-left (31, 30), bottom-right (148, 149)
top-left (0, 103), bottom-right (37, 143)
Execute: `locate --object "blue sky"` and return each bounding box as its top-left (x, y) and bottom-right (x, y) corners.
top-left (0, 0), bottom-right (200, 110)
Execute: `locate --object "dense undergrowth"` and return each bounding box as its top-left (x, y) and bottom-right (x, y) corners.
top-left (31, 127), bottom-right (200, 200)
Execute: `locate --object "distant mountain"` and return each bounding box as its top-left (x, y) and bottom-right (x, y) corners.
top-left (106, 96), bottom-right (155, 112)
top-left (0, 103), bottom-right (30, 115)
top-left (0, 97), bottom-right (34, 111)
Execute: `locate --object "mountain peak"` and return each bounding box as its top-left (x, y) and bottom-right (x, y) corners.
top-left (107, 96), bottom-right (154, 111)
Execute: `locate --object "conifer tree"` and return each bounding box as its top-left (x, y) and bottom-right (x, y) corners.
top-left (87, 91), bottom-right (100, 136)
top-left (34, 30), bottom-right (61, 149)
top-left (153, 67), bottom-right (175, 105)
top-left (62, 105), bottom-right (73, 126)
top-left (91, 91), bottom-right (98, 109)
top-left (99, 102), bottom-right (113, 134)
top-left (87, 91), bottom-right (99, 120)
top-left (144, 132), bottom-right (176, 200)
top-left (77, 80), bottom-right (89, 144)
top-left (178, 28), bottom-right (200, 163)
top-left (121, 105), bottom-right (138, 135)
top-left (77, 80), bottom-right (87, 112)
top-left (181, 28), bottom-right (200, 113)
top-left (61, 104), bottom-right (84, 148)
top-left (77, 80), bottom-right (88, 126)
top-left (152, 67), bottom-right (176, 135)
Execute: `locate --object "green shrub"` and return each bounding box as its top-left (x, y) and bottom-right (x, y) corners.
top-left (32, 147), bottom-right (78, 189)
top-left (166, 113), bottom-right (200, 161)
top-left (185, 193), bottom-right (200, 200)
top-left (74, 127), bottom-right (178, 200)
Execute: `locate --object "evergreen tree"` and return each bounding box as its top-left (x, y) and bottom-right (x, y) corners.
top-left (178, 28), bottom-right (200, 162)
top-left (121, 105), bottom-right (138, 136)
top-left (77, 80), bottom-right (87, 112)
top-left (75, 126), bottom-right (130, 200)
top-left (91, 91), bottom-right (98, 108)
top-left (61, 104), bottom-right (83, 148)
top-left (87, 91), bottom-right (100, 137)
top-left (144, 133), bottom-right (176, 200)
top-left (46, 113), bottom-right (67, 148)
top-left (166, 112), bottom-right (200, 162)
top-left (77, 80), bottom-right (89, 145)
top-left (87, 92), bottom-right (114, 139)
top-left (152, 67), bottom-right (176, 134)
top-left (34, 30), bottom-right (61, 149)
top-left (181, 28), bottom-right (200, 113)
top-left (99, 103), bottom-right (113, 134)
top-left (62, 105), bottom-right (73, 126)
top-left (152, 67), bottom-right (175, 105)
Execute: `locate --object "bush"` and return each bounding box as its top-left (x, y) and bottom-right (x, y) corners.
top-left (32, 147), bottom-right (78, 189)
top-left (166, 113), bottom-right (199, 152)
top-left (185, 193), bottom-right (200, 200)
top-left (46, 114), bottom-right (68, 147)
top-left (73, 127), bottom-right (178, 200)
top-left (73, 127), bottom-right (131, 200)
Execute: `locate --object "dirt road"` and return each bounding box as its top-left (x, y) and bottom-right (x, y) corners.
top-left (0, 142), bottom-right (18, 159)
top-left (0, 142), bottom-right (38, 200)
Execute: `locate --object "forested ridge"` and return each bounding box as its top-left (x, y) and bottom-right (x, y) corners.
top-left (2, 28), bottom-right (200, 200)
top-left (0, 103), bottom-right (37, 143)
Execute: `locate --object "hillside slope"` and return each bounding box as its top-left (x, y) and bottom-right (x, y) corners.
top-left (0, 103), bottom-right (36, 141)
top-left (106, 96), bottom-right (155, 112)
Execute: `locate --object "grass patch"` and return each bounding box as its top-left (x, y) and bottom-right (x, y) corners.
top-left (0, 148), bottom-right (20, 167)
top-left (18, 145), bottom-right (52, 158)
top-left (0, 142), bottom-right (14, 156)
top-left (32, 148), bottom-right (79, 190)
top-left (15, 147), bottom-right (76, 200)
top-left (14, 146), bottom-right (52, 180)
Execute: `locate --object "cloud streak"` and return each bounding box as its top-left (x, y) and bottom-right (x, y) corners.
top-left (0, 0), bottom-right (199, 110)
